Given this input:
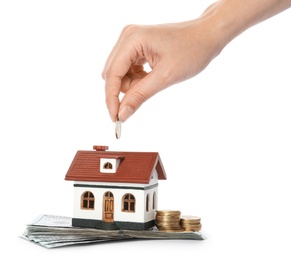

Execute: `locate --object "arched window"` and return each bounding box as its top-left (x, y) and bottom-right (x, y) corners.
top-left (81, 191), bottom-right (95, 210)
top-left (103, 162), bottom-right (112, 169)
top-left (153, 192), bottom-right (156, 209)
top-left (122, 193), bottom-right (135, 212)
top-left (146, 194), bottom-right (150, 212)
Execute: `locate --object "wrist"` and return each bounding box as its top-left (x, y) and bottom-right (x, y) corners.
top-left (200, 0), bottom-right (291, 51)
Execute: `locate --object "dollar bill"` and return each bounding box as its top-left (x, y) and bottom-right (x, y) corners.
top-left (20, 214), bottom-right (205, 248)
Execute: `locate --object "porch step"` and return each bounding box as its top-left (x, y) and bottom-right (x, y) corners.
top-left (95, 222), bottom-right (119, 230)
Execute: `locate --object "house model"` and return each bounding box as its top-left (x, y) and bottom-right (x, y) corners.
top-left (65, 145), bottom-right (167, 230)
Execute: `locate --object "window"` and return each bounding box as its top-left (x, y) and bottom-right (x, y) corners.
top-left (100, 158), bottom-right (123, 173)
top-left (153, 192), bottom-right (156, 209)
top-left (122, 193), bottom-right (135, 212)
top-left (103, 162), bottom-right (112, 169)
top-left (146, 194), bottom-right (149, 212)
top-left (81, 191), bottom-right (95, 210)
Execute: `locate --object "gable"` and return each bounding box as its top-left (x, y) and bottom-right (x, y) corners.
top-left (65, 147), bottom-right (167, 184)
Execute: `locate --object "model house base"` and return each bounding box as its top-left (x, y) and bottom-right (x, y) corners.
top-left (72, 218), bottom-right (155, 230)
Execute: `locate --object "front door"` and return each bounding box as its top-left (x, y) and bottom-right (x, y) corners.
top-left (103, 191), bottom-right (114, 222)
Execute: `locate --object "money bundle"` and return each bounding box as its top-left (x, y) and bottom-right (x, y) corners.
top-left (180, 215), bottom-right (202, 232)
top-left (20, 214), bottom-right (205, 248)
top-left (155, 210), bottom-right (184, 232)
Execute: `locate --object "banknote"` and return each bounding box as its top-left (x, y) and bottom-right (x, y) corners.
top-left (20, 214), bottom-right (204, 248)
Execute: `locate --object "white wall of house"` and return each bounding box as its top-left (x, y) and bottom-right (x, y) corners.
top-left (72, 169), bottom-right (159, 223)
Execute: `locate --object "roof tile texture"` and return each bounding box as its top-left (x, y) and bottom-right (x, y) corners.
top-left (65, 150), bottom-right (167, 184)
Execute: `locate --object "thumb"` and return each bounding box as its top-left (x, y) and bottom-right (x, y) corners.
top-left (118, 67), bottom-right (170, 122)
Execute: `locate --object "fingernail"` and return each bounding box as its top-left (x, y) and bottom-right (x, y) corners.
top-left (119, 106), bottom-right (134, 123)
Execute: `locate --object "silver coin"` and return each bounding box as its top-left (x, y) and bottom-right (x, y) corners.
top-left (115, 117), bottom-right (121, 139)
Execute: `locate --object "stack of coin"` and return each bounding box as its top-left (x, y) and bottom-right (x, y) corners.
top-left (155, 210), bottom-right (184, 232)
top-left (180, 215), bottom-right (202, 232)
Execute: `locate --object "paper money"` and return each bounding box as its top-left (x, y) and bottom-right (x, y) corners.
top-left (20, 214), bottom-right (205, 248)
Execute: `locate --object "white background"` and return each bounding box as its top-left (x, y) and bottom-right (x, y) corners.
top-left (1, 0), bottom-right (291, 259)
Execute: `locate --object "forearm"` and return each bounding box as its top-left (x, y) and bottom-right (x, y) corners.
top-left (202, 0), bottom-right (291, 49)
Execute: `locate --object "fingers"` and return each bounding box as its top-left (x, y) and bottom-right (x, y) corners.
top-left (120, 66), bottom-right (148, 93)
top-left (102, 25), bottom-right (133, 80)
top-left (118, 66), bottom-right (169, 122)
top-left (105, 56), bottom-right (171, 123)
top-left (103, 24), bottom-right (171, 122)
top-left (105, 75), bottom-right (122, 122)
top-left (103, 45), bottom-right (135, 122)
top-left (103, 26), bottom-right (149, 122)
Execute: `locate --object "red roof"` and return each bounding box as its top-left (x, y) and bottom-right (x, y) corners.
top-left (65, 147), bottom-right (167, 184)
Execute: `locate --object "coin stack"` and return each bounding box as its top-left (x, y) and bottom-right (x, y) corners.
top-left (155, 210), bottom-right (184, 232)
top-left (180, 215), bottom-right (202, 232)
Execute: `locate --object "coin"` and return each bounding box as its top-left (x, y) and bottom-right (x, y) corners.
top-left (180, 215), bottom-right (201, 224)
top-left (156, 215), bottom-right (180, 221)
top-left (155, 209), bottom-right (183, 232)
top-left (156, 210), bottom-right (181, 216)
top-left (115, 117), bottom-right (121, 139)
top-left (182, 224), bottom-right (202, 232)
top-left (180, 215), bottom-right (202, 232)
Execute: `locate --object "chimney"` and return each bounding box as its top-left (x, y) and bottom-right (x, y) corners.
top-left (93, 145), bottom-right (109, 151)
